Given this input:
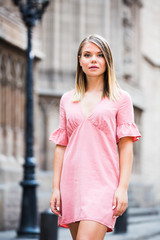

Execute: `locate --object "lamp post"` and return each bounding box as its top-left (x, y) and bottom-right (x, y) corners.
top-left (12, 0), bottom-right (49, 238)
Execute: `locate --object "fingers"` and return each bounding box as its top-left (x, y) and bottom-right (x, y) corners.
top-left (112, 188), bottom-right (128, 218)
top-left (56, 197), bottom-right (61, 215)
top-left (112, 195), bottom-right (117, 210)
top-left (50, 200), bottom-right (62, 216)
top-left (50, 195), bottom-right (62, 217)
top-left (113, 201), bottom-right (127, 217)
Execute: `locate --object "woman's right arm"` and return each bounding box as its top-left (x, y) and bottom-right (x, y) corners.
top-left (50, 144), bottom-right (66, 216)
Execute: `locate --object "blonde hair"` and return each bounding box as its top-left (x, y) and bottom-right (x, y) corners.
top-left (72, 34), bottom-right (120, 102)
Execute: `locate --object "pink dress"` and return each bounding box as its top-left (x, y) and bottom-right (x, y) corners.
top-left (49, 88), bottom-right (141, 232)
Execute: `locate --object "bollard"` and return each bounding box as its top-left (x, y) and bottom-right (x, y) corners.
top-left (40, 208), bottom-right (58, 240)
top-left (114, 209), bottom-right (128, 234)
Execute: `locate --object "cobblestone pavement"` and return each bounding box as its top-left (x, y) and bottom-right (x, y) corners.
top-left (1, 209), bottom-right (160, 240)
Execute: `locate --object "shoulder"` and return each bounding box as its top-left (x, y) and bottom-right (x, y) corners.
top-left (118, 88), bottom-right (131, 99)
top-left (116, 88), bottom-right (133, 109)
top-left (118, 88), bottom-right (132, 103)
top-left (60, 89), bottom-right (75, 104)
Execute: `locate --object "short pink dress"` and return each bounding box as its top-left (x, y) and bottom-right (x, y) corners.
top-left (49, 88), bottom-right (141, 232)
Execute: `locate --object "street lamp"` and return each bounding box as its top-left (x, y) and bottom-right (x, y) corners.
top-left (12, 0), bottom-right (50, 238)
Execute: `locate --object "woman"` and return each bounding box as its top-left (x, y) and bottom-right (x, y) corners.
top-left (49, 34), bottom-right (141, 240)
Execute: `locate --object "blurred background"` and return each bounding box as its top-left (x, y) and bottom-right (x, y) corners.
top-left (0, 0), bottom-right (160, 236)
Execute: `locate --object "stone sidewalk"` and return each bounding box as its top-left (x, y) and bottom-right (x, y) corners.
top-left (1, 208), bottom-right (160, 240)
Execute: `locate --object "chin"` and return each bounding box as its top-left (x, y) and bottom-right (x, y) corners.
top-left (87, 72), bottom-right (104, 77)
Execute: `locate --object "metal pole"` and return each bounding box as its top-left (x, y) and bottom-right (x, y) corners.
top-left (17, 26), bottom-right (40, 238)
top-left (12, 1), bottom-right (49, 237)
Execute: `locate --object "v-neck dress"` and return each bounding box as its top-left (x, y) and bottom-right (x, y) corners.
top-left (49, 88), bottom-right (141, 232)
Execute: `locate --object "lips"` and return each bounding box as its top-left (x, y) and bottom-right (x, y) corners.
top-left (89, 66), bottom-right (99, 69)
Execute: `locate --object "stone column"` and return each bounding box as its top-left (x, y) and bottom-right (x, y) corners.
top-left (122, 0), bottom-right (143, 81)
top-left (79, 0), bottom-right (86, 38)
top-left (1, 53), bottom-right (7, 155)
top-left (5, 56), bottom-right (13, 157)
top-left (15, 60), bottom-right (25, 162)
top-left (110, 0), bottom-right (123, 77)
top-left (103, 0), bottom-right (111, 42)
top-left (0, 50), bottom-right (2, 155)
top-left (53, 0), bottom-right (61, 71)
top-left (38, 96), bottom-right (59, 171)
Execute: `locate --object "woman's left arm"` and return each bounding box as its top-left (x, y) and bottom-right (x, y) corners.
top-left (113, 136), bottom-right (133, 218)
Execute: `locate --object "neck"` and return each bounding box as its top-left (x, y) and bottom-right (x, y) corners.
top-left (86, 75), bottom-right (104, 92)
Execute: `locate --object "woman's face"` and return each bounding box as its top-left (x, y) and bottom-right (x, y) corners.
top-left (79, 42), bottom-right (107, 78)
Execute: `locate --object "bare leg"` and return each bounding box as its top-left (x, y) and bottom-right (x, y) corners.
top-left (68, 221), bottom-right (80, 240)
top-left (76, 220), bottom-right (107, 240)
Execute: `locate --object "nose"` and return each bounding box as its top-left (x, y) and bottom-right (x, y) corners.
top-left (91, 55), bottom-right (97, 62)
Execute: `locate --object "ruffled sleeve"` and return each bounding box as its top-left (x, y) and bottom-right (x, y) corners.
top-left (116, 91), bottom-right (141, 144)
top-left (49, 94), bottom-right (68, 146)
top-left (49, 128), bottom-right (68, 146)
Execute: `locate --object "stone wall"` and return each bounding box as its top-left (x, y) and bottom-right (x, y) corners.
top-left (0, 1), bottom-right (44, 230)
top-left (0, 39), bottom-right (26, 230)
top-left (140, 0), bottom-right (160, 204)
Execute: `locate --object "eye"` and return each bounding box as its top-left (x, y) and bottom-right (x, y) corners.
top-left (84, 53), bottom-right (90, 57)
top-left (98, 54), bottom-right (104, 57)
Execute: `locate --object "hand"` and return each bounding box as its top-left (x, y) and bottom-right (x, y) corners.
top-left (50, 188), bottom-right (62, 217)
top-left (112, 187), bottom-right (128, 218)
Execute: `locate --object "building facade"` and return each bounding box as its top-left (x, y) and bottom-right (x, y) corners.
top-left (0, 0), bottom-right (160, 230)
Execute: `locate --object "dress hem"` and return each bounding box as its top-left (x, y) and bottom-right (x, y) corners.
top-left (58, 218), bottom-right (114, 232)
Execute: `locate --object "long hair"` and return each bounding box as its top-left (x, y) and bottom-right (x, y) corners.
top-left (72, 34), bottom-right (120, 102)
